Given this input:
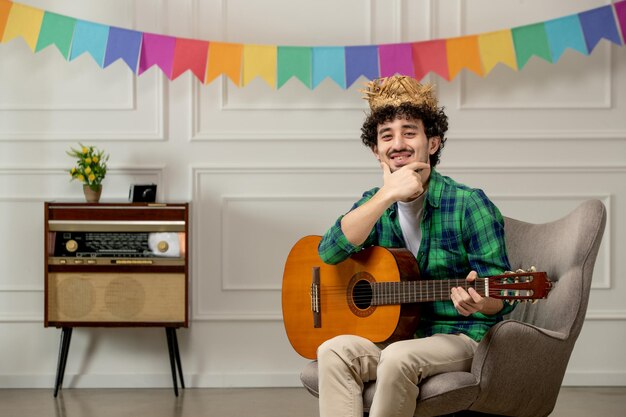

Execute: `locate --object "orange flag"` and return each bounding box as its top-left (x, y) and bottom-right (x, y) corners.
top-left (205, 42), bottom-right (243, 86)
top-left (0, 0), bottom-right (13, 41)
top-left (446, 35), bottom-right (483, 80)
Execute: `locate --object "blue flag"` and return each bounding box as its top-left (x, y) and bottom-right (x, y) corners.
top-left (104, 27), bottom-right (143, 72)
top-left (579, 5), bottom-right (622, 52)
top-left (312, 47), bottom-right (346, 89)
top-left (70, 20), bottom-right (110, 67)
top-left (544, 15), bottom-right (588, 61)
top-left (345, 45), bottom-right (379, 88)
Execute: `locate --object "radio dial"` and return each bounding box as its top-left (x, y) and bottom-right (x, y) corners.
top-left (66, 240), bottom-right (78, 252)
top-left (157, 241), bottom-right (169, 253)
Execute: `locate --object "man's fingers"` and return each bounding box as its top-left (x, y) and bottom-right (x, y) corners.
top-left (468, 287), bottom-right (483, 303)
top-left (400, 161), bottom-right (430, 172)
top-left (465, 270), bottom-right (478, 282)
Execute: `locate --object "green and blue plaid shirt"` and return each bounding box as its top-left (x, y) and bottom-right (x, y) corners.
top-left (318, 169), bottom-right (514, 342)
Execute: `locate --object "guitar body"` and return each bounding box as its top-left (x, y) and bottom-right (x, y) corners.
top-left (281, 235), bottom-right (421, 359)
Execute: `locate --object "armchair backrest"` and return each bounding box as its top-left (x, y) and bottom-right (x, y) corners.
top-left (503, 199), bottom-right (607, 340)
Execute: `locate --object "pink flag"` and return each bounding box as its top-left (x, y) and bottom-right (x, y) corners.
top-left (379, 43), bottom-right (414, 77)
top-left (138, 33), bottom-right (176, 78)
top-left (412, 40), bottom-right (449, 81)
top-left (615, 1), bottom-right (626, 43)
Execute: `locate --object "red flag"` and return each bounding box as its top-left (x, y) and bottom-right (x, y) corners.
top-left (172, 38), bottom-right (209, 81)
top-left (412, 40), bottom-right (449, 81)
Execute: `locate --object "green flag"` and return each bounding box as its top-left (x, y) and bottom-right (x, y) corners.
top-left (511, 23), bottom-right (552, 69)
top-left (277, 46), bottom-right (312, 89)
top-left (36, 12), bottom-right (76, 59)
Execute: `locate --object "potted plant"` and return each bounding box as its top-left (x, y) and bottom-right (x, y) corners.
top-left (67, 144), bottom-right (109, 203)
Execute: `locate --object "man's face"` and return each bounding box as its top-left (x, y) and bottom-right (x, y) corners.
top-left (372, 117), bottom-right (440, 172)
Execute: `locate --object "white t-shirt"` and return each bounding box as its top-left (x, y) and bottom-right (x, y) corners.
top-left (397, 193), bottom-right (426, 257)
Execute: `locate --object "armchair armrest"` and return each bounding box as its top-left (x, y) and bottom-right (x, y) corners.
top-left (469, 320), bottom-right (572, 417)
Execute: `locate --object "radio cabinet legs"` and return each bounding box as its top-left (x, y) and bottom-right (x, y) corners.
top-left (52, 327), bottom-right (185, 397)
top-left (166, 327), bottom-right (185, 396)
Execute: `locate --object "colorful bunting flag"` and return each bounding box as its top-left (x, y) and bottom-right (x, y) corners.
top-left (0, 1), bottom-right (624, 90)
top-left (446, 35), bottom-right (483, 79)
top-left (277, 46), bottom-right (312, 89)
top-left (379, 43), bottom-right (414, 78)
top-left (205, 42), bottom-right (243, 86)
top-left (35, 12), bottom-right (76, 59)
top-left (0, 0), bottom-right (14, 41)
top-left (579, 5), bottom-right (622, 52)
top-left (511, 23), bottom-right (552, 69)
top-left (172, 38), bottom-right (209, 81)
top-left (478, 30), bottom-right (517, 74)
top-left (616, 1), bottom-right (626, 43)
top-left (312, 47), bottom-right (346, 88)
top-left (138, 33), bottom-right (176, 77)
top-left (412, 40), bottom-right (449, 80)
top-left (544, 15), bottom-right (588, 62)
top-left (243, 44), bottom-right (277, 87)
top-left (345, 45), bottom-right (379, 88)
top-left (104, 27), bottom-right (143, 72)
top-left (3, 2), bottom-right (44, 51)
top-left (69, 20), bottom-right (109, 67)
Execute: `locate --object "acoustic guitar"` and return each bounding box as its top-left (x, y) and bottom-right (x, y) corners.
top-left (281, 235), bottom-right (552, 359)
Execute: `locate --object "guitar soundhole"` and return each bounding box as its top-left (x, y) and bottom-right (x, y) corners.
top-left (347, 272), bottom-right (376, 317)
top-left (353, 280), bottom-right (373, 309)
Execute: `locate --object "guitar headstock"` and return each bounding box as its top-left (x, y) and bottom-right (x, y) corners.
top-left (486, 267), bottom-right (552, 303)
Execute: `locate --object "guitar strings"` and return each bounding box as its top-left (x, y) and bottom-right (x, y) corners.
top-left (307, 281), bottom-right (532, 306)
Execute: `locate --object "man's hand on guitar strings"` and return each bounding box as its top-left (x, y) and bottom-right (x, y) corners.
top-left (451, 270), bottom-right (486, 317)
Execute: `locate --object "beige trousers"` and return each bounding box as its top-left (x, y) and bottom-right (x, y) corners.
top-left (317, 333), bottom-right (478, 417)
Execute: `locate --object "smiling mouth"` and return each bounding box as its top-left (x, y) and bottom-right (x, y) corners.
top-left (390, 152), bottom-right (413, 164)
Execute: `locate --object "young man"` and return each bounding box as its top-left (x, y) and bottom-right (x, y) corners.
top-left (316, 75), bottom-right (514, 417)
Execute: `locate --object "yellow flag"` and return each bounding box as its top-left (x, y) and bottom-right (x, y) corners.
top-left (2, 3), bottom-right (45, 51)
top-left (205, 42), bottom-right (243, 86)
top-left (478, 30), bottom-right (518, 74)
top-left (243, 44), bottom-right (277, 88)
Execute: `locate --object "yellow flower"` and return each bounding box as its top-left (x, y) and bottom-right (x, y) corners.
top-left (88, 174), bottom-right (96, 182)
top-left (85, 167), bottom-right (92, 174)
top-left (92, 156), bottom-right (99, 163)
top-left (78, 174), bottom-right (85, 182)
top-left (82, 147), bottom-right (88, 154)
top-left (71, 167), bottom-right (76, 174)
top-left (85, 157), bottom-right (92, 165)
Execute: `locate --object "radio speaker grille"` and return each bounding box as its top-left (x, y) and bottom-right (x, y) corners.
top-left (48, 273), bottom-right (185, 323)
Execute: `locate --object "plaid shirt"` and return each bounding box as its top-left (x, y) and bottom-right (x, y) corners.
top-left (318, 169), bottom-right (514, 342)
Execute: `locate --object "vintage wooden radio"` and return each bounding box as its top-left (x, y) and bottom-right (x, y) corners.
top-left (44, 202), bottom-right (189, 327)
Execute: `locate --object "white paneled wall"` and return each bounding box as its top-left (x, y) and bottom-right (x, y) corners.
top-left (0, 0), bottom-right (624, 388)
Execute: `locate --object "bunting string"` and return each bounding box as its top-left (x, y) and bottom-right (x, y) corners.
top-left (1, 0), bottom-right (625, 89)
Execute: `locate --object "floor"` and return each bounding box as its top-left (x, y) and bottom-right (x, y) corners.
top-left (0, 387), bottom-right (624, 417)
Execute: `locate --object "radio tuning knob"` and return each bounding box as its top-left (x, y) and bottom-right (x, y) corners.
top-left (157, 241), bottom-right (169, 253)
top-left (66, 240), bottom-right (78, 252)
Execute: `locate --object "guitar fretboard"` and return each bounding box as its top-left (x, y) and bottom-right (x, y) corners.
top-left (371, 279), bottom-right (487, 305)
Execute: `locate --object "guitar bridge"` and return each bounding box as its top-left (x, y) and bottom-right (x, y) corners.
top-left (311, 267), bottom-right (321, 328)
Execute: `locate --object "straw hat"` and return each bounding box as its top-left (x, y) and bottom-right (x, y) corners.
top-left (361, 75), bottom-right (438, 111)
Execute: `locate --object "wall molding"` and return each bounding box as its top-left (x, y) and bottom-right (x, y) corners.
top-left (0, 73), bottom-right (166, 141)
top-left (190, 166), bottom-right (620, 322)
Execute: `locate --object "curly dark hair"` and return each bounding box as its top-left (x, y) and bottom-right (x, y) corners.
top-left (360, 103), bottom-right (449, 167)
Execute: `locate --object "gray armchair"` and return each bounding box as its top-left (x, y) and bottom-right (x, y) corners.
top-left (300, 199), bottom-right (607, 417)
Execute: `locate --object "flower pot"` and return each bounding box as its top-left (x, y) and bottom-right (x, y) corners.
top-left (83, 185), bottom-right (102, 203)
